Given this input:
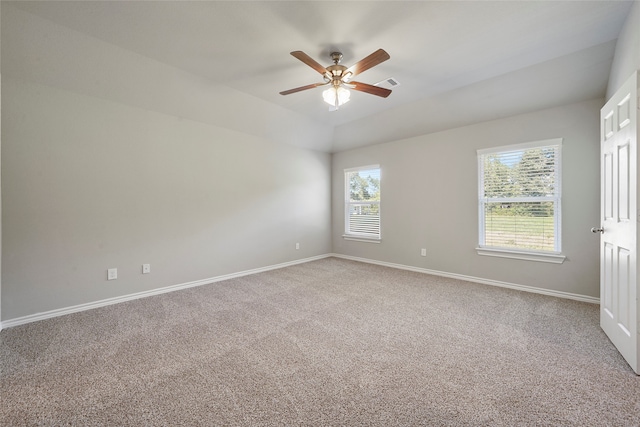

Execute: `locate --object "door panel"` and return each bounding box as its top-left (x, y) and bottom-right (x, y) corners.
top-left (603, 243), bottom-right (614, 317)
top-left (604, 152), bottom-right (613, 219)
top-left (618, 247), bottom-right (630, 335)
top-left (619, 143), bottom-right (629, 220)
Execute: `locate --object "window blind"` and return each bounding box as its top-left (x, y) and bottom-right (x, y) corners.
top-left (479, 142), bottom-right (561, 252)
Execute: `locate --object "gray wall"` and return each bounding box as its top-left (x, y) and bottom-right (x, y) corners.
top-left (1, 6), bottom-right (331, 320)
top-left (607, 0), bottom-right (640, 98)
top-left (332, 99), bottom-right (602, 298)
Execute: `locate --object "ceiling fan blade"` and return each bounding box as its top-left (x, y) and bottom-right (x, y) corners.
top-left (345, 49), bottom-right (390, 78)
top-left (279, 82), bottom-right (327, 96)
top-left (290, 51), bottom-right (327, 75)
top-left (349, 81), bottom-right (392, 98)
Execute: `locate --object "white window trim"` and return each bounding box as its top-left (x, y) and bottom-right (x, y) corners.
top-left (344, 164), bottom-right (381, 242)
top-left (342, 235), bottom-right (382, 243)
top-left (476, 138), bottom-right (564, 263)
top-left (476, 247), bottom-right (566, 264)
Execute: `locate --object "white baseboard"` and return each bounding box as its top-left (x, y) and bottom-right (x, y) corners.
top-left (331, 253), bottom-right (600, 304)
top-left (1, 254), bottom-right (332, 330)
top-left (1, 252), bottom-right (599, 330)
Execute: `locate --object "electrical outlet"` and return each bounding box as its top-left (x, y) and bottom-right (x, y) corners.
top-left (420, 248), bottom-right (427, 257)
top-left (142, 264), bottom-right (151, 274)
top-left (296, 243), bottom-right (300, 250)
top-left (107, 268), bottom-right (118, 280)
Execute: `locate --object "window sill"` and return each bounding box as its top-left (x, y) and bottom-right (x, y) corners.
top-left (476, 247), bottom-right (565, 264)
top-left (343, 235), bottom-right (381, 244)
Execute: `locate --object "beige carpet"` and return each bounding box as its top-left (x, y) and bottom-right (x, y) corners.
top-left (1, 257), bottom-right (639, 426)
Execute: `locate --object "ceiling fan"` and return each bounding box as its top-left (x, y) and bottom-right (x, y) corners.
top-left (279, 49), bottom-right (392, 110)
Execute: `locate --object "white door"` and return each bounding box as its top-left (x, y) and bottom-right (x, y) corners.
top-left (599, 71), bottom-right (639, 374)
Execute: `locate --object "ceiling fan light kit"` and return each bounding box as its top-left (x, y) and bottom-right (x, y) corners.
top-left (280, 49), bottom-right (392, 111)
top-left (323, 86), bottom-right (351, 108)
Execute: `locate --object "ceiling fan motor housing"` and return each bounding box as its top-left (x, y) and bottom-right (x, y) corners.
top-left (326, 64), bottom-right (349, 86)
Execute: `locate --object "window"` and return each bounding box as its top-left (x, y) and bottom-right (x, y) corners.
top-left (477, 139), bottom-right (564, 263)
top-left (344, 165), bottom-right (381, 242)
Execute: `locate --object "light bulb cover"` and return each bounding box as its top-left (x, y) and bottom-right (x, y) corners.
top-left (323, 86), bottom-right (350, 107)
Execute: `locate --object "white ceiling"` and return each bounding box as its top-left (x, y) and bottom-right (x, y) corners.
top-left (8, 1), bottom-right (634, 152)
